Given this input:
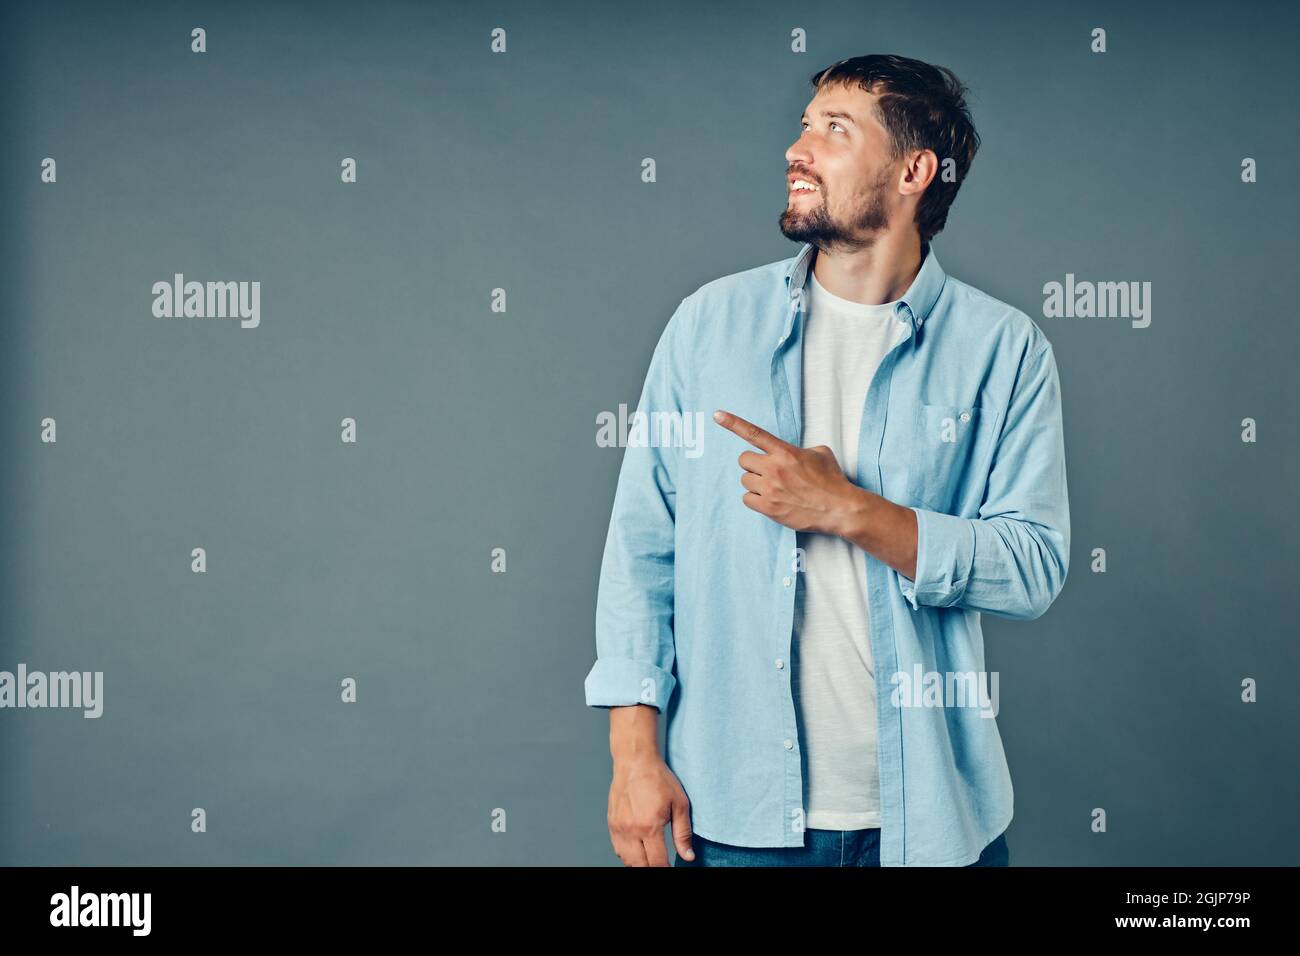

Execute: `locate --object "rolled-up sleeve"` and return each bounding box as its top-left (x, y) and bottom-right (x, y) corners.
top-left (584, 297), bottom-right (692, 711)
top-left (897, 340), bottom-right (1070, 621)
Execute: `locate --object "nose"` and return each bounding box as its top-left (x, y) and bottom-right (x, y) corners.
top-left (785, 137), bottom-right (812, 168)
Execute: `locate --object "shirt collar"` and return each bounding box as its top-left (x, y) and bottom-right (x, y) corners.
top-left (781, 240), bottom-right (947, 342)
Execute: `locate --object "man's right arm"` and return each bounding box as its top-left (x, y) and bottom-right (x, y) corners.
top-left (584, 296), bottom-right (697, 866)
top-left (584, 296), bottom-right (694, 714)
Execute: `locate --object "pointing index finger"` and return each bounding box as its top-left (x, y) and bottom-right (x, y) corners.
top-left (712, 409), bottom-right (789, 453)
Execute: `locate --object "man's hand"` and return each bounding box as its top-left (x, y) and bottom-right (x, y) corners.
top-left (712, 407), bottom-right (918, 579)
top-left (712, 408), bottom-right (859, 535)
top-left (607, 752), bottom-right (695, 866)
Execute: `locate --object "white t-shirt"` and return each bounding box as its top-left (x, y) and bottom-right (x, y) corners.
top-left (792, 268), bottom-right (907, 831)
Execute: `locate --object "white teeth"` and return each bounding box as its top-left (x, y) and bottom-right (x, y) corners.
top-left (792, 179), bottom-right (819, 191)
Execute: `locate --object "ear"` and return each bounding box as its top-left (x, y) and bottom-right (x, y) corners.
top-left (901, 149), bottom-right (939, 195)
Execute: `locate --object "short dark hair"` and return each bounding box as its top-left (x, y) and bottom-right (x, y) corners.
top-left (809, 54), bottom-right (980, 244)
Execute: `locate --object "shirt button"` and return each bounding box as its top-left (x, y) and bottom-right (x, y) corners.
top-left (782, 576), bottom-right (792, 587)
top-left (783, 739), bottom-right (793, 750)
top-left (959, 411), bottom-right (971, 423)
top-left (775, 658), bottom-right (784, 669)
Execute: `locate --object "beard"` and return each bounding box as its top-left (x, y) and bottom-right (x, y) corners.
top-left (778, 164), bottom-right (893, 252)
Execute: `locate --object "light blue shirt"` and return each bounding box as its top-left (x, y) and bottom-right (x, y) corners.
top-left (584, 241), bottom-right (1070, 865)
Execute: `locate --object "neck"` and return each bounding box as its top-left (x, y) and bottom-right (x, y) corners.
top-left (811, 230), bottom-right (924, 305)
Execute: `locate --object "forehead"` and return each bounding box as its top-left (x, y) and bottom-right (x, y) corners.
top-left (803, 82), bottom-right (883, 130)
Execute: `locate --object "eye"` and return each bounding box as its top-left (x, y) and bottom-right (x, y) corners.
top-left (800, 121), bottom-right (846, 133)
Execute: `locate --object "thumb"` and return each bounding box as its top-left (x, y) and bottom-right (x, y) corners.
top-left (671, 794), bottom-right (695, 861)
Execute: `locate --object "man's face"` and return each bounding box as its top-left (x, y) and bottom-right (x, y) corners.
top-left (780, 84), bottom-right (899, 250)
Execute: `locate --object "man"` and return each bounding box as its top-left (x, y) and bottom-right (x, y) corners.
top-left (584, 54), bottom-right (1070, 867)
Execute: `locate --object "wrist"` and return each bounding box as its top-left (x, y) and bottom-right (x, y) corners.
top-left (609, 705), bottom-right (661, 763)
top-left (833, 483), bottom-right (878, 547)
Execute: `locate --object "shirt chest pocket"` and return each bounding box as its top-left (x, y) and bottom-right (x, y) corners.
top-left (906, 403), bottom-right (999, 514)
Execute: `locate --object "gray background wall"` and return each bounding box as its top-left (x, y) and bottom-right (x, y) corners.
top-left (1, 0), bottom-right (1296, 865)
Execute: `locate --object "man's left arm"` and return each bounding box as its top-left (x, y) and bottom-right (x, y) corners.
top-left (715, 339), bottom-right (1069, 621)
top-left (840, 340), bottom-right (1070, 620)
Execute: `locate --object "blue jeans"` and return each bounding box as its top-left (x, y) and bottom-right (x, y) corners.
top-left (673, 828), bottom-right (1009, 866)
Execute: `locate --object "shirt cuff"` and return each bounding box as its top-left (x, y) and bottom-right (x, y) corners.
top-left (896, 506), bottom-right (976, 610)
top-left (584, 658), bottom-right (677, 712)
